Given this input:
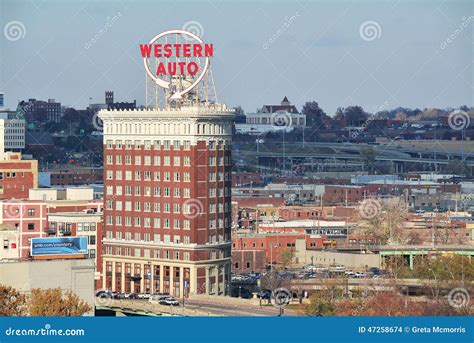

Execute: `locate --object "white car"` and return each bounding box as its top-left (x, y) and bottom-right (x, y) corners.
top-left (149, 295), bottom-right (165, 304)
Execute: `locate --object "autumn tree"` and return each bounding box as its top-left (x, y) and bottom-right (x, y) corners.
top-left (259, 270), bottom-right (289, 292)
top-left (29, 288), bottom-right (91, 316)
top-left (357, 197), bottom-right (409, 245)
top-left (304, 280), bottom-right (344, 316)
top-left (0, 285), bottom-right (27, 316)
top-left (337, 291), bottom-right (425, 316)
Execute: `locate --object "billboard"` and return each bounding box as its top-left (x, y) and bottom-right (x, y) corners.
top-left (31, 237), bottom-right (88, 256)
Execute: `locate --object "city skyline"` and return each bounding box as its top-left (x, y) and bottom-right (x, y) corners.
top-left (1, 0), bottom-right (472, 115)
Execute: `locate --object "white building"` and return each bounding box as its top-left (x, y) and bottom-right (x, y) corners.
top-left (235, 97), bottom-right (306, 135)
top-left (0, 111), bottom-right (26, 150)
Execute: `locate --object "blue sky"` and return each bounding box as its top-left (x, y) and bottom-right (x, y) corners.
top-left (1, 0), bottom-right (472, 115)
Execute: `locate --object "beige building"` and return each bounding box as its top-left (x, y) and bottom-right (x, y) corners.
top-left (295, 239), bottom-right (380, 269)
top-left (0, 258), bottom-right (95, 315)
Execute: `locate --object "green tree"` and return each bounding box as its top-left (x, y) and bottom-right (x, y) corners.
top-left (302, 101), bottom-right (328, 129)
top-left (344, 106), bottom-right (367, 126)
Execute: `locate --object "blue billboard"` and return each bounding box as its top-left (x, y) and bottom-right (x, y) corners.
top-left (31, 237), bottom-right (88, 256)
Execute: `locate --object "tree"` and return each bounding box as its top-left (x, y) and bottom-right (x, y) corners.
top-left (357, 198), bottom-right (409, 245)
top-left (259, 270), bottom-right (289, 292)
top-left (338, 291), bottom-right (425, 316)
top-left (0, 285), bottom-right (28, 316)
top-left (304, 280), bottom-right (343, 316)
top-left (302, 101), bottom-right (327, 129)
top-left (280, 249), bottom-right (294, 269)
top-left (343, 106), bottom-right (367, 127)
top-left (360, 146), bottom-right (377, 174)
top-left (304, 294), bottom-right (335, 316)
top-left (29, 288), bottom-right (91, 316)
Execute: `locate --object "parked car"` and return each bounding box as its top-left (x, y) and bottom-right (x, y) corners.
top-left (159, 296), bottom-right (180, 306)
top-left (114, 292), bottom-right (126, 299)
top-left (368, 267), bottom-right (381, 276)
top-left (96, 290), bottom-right (113, 298)
top-left (149, 295), bottom-right (166, 304)
top-left (128, 293), bottom-right (139, 299)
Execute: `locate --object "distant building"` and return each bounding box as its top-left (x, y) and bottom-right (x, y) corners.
top-left (88, 91), bottom-right (136, 113)
top-left (322, 185), bottom-right (368, 205)
top-left (105, 91), bottom-right (114, 106)
top-left (48, 167), bottom-right (103, 186)
top-left (232, 232), bottom-right (329, 272)
top-left (235, 97), bottom-right (306, 135)
top-left (19, 98), bottom-right (62, 123)
top-left (0, 111), bottom-right (26, 150)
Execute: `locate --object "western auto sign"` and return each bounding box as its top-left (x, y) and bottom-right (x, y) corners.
top-left (139, 30), bottom-right (213, 99)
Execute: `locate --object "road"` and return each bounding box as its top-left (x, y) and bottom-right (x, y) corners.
top-left (97, 297), bottom-right (298, 317)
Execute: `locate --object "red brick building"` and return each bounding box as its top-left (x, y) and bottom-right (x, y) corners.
top-left (232, 172), bottom-right (261, 187)
top-left (99, 106), bottom-right (234, 296)
top-left (232, 233), bottom-right (327, 272)
top-left (50, 167), bottom-right (103, 186)
top-left (0, 152), bottom-right (38, 200)
top-left (323, 185), bottom-right (368, 205)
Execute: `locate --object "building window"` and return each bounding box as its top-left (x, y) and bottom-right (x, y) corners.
top-left (27, 209), bottom-right (35, 216)
top-left (27, 223), bottom-right (35, 230)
